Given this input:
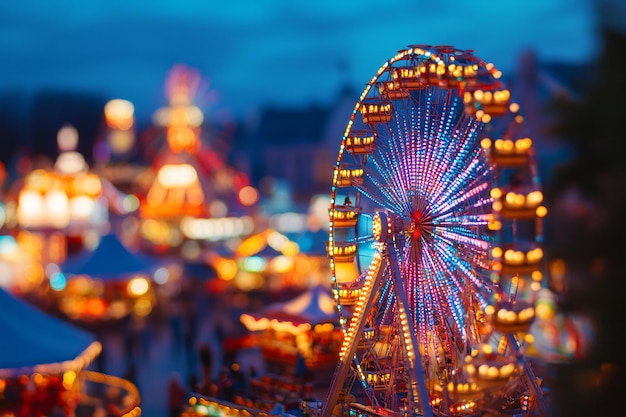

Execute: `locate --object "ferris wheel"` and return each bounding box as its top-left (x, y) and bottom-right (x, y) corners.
top-left (322, 45), bottom-right (548, 417)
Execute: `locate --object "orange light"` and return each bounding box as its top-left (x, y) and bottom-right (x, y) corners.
top-left (166, 126), bottom-right (198, 153)
top-left (86, 298), bottom-right (106, 317)
top-left (238, 186), bottom-right (259, 206)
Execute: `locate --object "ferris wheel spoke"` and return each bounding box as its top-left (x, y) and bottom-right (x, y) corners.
top-left (432, 157), bottom-right (491, 214)
top-left (429, 236), bottom-right (491, 305)
top-left (427, 142), bottom-right (484, 210)
top-left (421, 241), bottom-right (480, 339)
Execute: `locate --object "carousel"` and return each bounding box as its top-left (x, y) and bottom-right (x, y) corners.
top-left (137, 65), bottom-right (258, 256)
top-left (240, 285), bottom-right (342, 376)
top-left (54, 233), bottom-right (159, 324)
top-left (4, 124), bottom-right (130, 298)
top-left (0, 288), bottom-right (141, 416)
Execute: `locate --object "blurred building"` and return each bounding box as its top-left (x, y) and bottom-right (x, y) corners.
top-left (239, 87), bottom-right (356, 204)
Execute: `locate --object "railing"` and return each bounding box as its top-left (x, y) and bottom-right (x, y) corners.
top-left (78, 370), bottom-right (142, 417)
top-left (184, 393), bottom-right (298, 417)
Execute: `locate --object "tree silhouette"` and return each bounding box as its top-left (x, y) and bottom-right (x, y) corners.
top-left (547, 26), bottom-right (626, 417)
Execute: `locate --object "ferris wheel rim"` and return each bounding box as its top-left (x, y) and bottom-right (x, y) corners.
top-left (328, 45), bottom-right (503, 320)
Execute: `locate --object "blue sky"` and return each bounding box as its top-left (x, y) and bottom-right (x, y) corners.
top-left (0, 0), bottom-right (598, 123)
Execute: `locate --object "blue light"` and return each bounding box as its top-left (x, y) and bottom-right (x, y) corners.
top-left (50, 272), bottom-right (67, 291)
top-left (0, 235), bottom-right (17, 254)
top-left (242, 256), bottom-right (266, 272)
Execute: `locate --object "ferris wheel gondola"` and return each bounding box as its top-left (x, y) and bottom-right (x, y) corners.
top-left (323, 45), bottom-right (548, 417)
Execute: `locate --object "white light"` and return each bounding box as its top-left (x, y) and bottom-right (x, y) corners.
top-left (271, 212), bottom-right (307, 233)
top-left (209, 200), bottom-right (227, 217)
top-left (45, 190), bottom-right (70, 228)
top-left (57, 124), bottom-right (78, 152)
top-left (157, 164), bottom-right (198, 188)
top-left (17, 190), bottom-right (44, 227)
top-left (121, 194), bottom-right (140, 213)
top-left (69, 196), bottom-right (95, 220)
top-left (55, 152), bottom-right (88, 174)
top-left (128, 277), bottom-right (149, 296)
top-left (153, 267), bottom-right (170, 285)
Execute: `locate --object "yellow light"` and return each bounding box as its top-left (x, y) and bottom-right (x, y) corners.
top-left (488, 219), bottom-right (502, 231)
top-left (515, 138), bottom-right (532, 153)
top-left (216, 258), bottom-right (237, 281)
top-left (133, 298), bottom-right (153, 317)
top-left (238, 233), bottom-right (267, 257)
top-left (535, 303), bottom-right (554, 321)
top-left (104, 99), bottom-right (135, 130)
top-left (526, 248), bottom-right (544, 263)
top-left (127, 277), bottom-right (150, 296)
top-left (335, 261), bottom-right (359, 284)
top-left (536, 206), bottom-right (548, 217)
top-left (526, 191), bottom-right (544, 206)
top-left (490, 188), bottom-right (502, 199)
top-left (280, 241), bottom-right (299, 256)
top-left (480, 138), bottom-right (492, 149)
top-left (509, 103), bottom-right (520, 113)
top-left (81, 174), bottom-right (103, 196)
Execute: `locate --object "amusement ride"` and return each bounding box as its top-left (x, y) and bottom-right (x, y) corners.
top-left (323, 45), bottom-right (549, 417)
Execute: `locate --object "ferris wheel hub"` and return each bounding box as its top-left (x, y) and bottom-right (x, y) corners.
top-left (410, 211), bottom-right (423, 240)
top-left (373, 211), bottom-right (431, 242)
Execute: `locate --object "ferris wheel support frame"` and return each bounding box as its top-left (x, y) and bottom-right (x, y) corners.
top-left (506, 333), bottom-right (549, 416)
top-left (322, 214), bottom-right (434, 417)
top-left (322, 252), bottom-right (386, 417)
top-left (387, 239), bottom-right (433, 417)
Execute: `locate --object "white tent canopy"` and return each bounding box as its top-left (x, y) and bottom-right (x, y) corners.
top-left (242, 285), bottom-right (339, 330)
